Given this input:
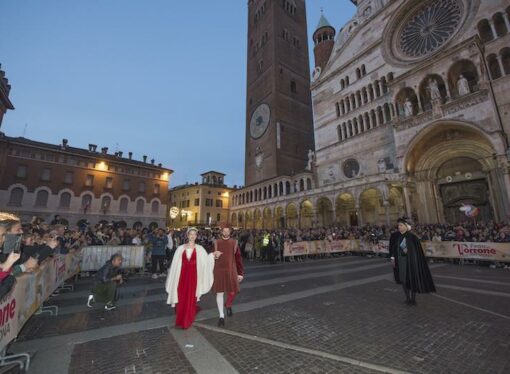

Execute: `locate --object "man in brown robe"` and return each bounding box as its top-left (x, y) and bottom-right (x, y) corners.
top-left (213, 223), bottom-right (244, 326)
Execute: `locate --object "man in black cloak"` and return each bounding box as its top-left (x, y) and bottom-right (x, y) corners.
top-left (389, 217), bottom-right (436, 305)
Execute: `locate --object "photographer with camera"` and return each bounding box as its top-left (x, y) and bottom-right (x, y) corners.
top-left (87, 253), bottom-right (124, 311)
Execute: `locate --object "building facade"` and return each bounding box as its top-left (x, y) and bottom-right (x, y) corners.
top-left (230, 0), bottom-right (510, 229)
top-left (0, 136), bottom-right (172, 228)
top-left (168, 171), bottom-right (235, 228)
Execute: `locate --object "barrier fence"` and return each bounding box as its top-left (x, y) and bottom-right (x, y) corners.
top-left (283, 240), bottom-right (510, 262)
top-left (80, 245), bottom-right (145, 272)
top-left (0, 253), bottom-right (81, 352)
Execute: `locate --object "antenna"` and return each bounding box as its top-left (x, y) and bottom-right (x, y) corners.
top-left (22, 123), bottom-right (28, 137)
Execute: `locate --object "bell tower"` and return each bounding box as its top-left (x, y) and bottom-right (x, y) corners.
top-left (245, 0), bottom-right (314, 186)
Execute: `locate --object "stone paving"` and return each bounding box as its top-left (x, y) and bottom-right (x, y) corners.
top-left (68, 328), bottom-right (195, 374)
top-left (10, 256), bottom-right (510, 373)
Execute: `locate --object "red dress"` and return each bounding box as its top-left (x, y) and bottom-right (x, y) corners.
top-left (175, 248), bottom-right (198, 329)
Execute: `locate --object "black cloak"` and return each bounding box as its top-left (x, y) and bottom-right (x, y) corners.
top-left (389, 231), bottom-right (436, 293)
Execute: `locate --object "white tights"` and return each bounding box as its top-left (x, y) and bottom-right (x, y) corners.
top-left (216, 293), bottom-right (225, 318)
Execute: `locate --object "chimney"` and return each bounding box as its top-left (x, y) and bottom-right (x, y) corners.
top-left (118, 151), bottom-right (123, 158)
top-left (62, 138), bottom-right (68, 149)
top-left (89, 144), bottom-right (97, 152)
top-left (158, 163), bottom-right (162, 167)
top-left (128, 151), bottom-right (133, 160)
top-left (143, 155), bottom-right (147, 163)
top-left (151, 158), bottom-right (155, 165)
top-left (101, 147), bottom-right (108, 154)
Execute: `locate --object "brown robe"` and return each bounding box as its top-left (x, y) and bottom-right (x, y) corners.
top-left (213, 238), bottom-right (240, 293)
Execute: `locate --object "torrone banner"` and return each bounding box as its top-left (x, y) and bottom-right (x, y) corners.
top-left (283, 240), bottom-right (510, 262)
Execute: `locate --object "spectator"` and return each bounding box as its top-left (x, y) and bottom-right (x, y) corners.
top-left (148, 228), bottom-right (168, 279)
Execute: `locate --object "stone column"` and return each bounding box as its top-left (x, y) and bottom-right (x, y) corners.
top-left (378, 81), bottom-right (383, 97)
top-left (383, 200), bottom-right (390, 226)
top-left (497, 56), bottom-right (506, 77)
top-left (368, 113), bottom-right (374, 129)
top-left (489, 20), bottom-right (498, 40)
top-left (355, 204), bottom-right (363, 226)
top-left (402, 185), bottom-right (412, 218)
top-left (355, 93), bottom-right (361, 108)
top-left (341, 125), bottom-right (346, 140)
top-left (382, 108), bottom-right (389, 123)
top-left (503, 13), bottom-right (510, 33)
top-left (350, 96), bottom-right (355, 110)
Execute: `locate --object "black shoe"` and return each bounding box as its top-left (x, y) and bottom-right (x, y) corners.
top-left (218, 318), bottom-right (225, 327)
top-left (226, 307), bottom-right (233, 317)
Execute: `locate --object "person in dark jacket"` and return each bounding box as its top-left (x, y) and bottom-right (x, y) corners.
top-left (389, 218), bottom-right (436, 305)
top-left (148, 228), bottom-right (168, 279)
top-left (87, 254), bottom-right (123, 310)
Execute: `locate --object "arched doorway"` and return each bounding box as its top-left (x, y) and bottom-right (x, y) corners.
top-left (299, 200), bottom-right (314, 228)
top-left (359, 188), bottom-right (383, 224)
top-left (405, 122), bottom-right (504, 223)
top-left (316, 197), bottom-right (333, 227)
top-left (437, 157), bottom-right (492, 223)
top-left (263, 208), bottom-right (273, 229)
top-left (335, 193), bottom-right (356, 226)
top-left (238, 212), bottom-right (244, 229)
top-left (286, 203), bottom-right (298, 229)
top-left (388, 187), bottom-right (405, 223)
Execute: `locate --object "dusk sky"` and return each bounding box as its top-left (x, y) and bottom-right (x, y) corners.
top-left (1, 0), bottom-right (355, 187)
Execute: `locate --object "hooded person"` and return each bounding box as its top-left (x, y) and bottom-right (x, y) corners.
top-left (213, 223), bottom-right (244, 327)
top-left (165, 227), bottom-right (220, 329)
top-left (389, 217), bottom-right (436, 305)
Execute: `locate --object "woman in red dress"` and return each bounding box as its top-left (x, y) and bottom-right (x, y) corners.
top-left (165, 227), bottom-right (220, 329)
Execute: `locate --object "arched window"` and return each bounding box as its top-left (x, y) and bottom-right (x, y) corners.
top-left (501, 48), bottom-right (510, 75)
top-left (299, 179), bottom-right (304, 191)
top-left (356, 68), bottom-right (361, 79)
top-left (101, 196), bottom-right (111, 212)
top-left (81, 194), bottom-right (92, 210)
top-left (477, 19), bottom-right (493, 43)
top-left (306, 178), bottom-right (312, 190)
top-left (493, 13), bottom-right (508, 37)
top-left (119, 197), bottom-right (129, 212)
top-left (35, 190), bottom-right (49, 207)
top-left (8, 187), bottom-right (24, 206)
top-left (290, 80), bottom-right (296, 93)
top-left (387, 72), bottom-right (394, 82)
top-left (487, 54), bottom-right (502, 80)
top-left (447, 59), bottom-right (479, 97)
top-left (151, 200), bottom-right (159, 213)
top-left (335, 103), bottom-right (340, 117)
top-left (59, 192), bottom-right (71, 209)
top-left (361, 65), bottom-right (366, 76)
top-left (136, 199), bottom-right (145, 213)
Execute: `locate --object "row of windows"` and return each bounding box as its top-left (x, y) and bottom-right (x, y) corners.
top-left (178, 199), bottom-right (224, 208)
top-left (10, 148), bottom-right (162, 179)
top-left (15, 165), bottom-right (160, 194)
top-left (335, 73), bottom-right (394, 117)
top-left (282, 29), bottom-right (301, 48)
top-left (7, 187), bottom-right (160, 214)
top-left (283, 0), bottom-right (296, 16)
top-left (487, 48), bottom-right (510, 80)
top-left (177, 212), bottom-right (222, 224)
top-left (232, 178), bottom-right (313, 207)
top-left (254, 1), bottom-right (267, 23)
top-left (337, 104), bottom-right (394, 142)
top-left (477, 8), bottom-right (510, 43)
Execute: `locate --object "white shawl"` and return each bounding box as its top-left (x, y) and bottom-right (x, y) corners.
top-left (165, 244), bottom-right (215, 307)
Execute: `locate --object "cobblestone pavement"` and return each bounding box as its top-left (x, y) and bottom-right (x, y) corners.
top-left (68, 328), bottom-right (195, 374)
top-left (11, 256), bottom-right (510, 373)
top-left (197, 327), bottom-right (378, 374)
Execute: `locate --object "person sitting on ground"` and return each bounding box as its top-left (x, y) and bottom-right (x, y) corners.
top-left (87, 253), bottom-right (124, 311)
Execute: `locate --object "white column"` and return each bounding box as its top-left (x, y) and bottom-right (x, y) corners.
top-left (497, 55), bottom-right (506, 77)
top-left (489, 20), bottom-right (498, 39)
top-left (341, 125), bottom-right (346, 140)
top-left (503, 13), bottom-right (510, 33)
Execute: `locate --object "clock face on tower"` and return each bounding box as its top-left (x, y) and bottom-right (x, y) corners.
top-left (250, 103), bottom-right (271, 139)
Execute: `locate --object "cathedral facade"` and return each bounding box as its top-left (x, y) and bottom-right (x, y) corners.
top-left (231, 0), bottom-right (510, 229)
